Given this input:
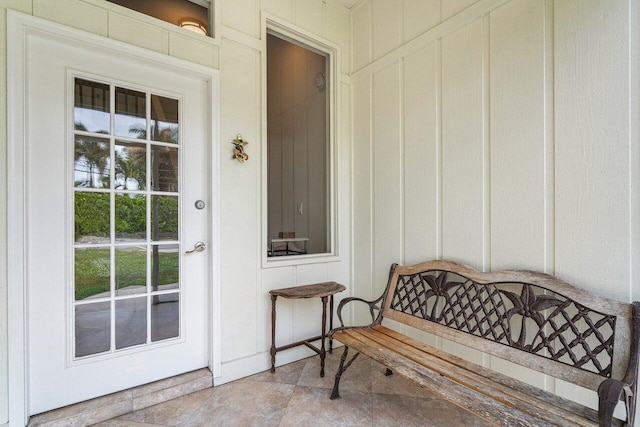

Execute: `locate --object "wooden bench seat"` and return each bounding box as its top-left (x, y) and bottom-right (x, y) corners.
top-left (329, 261), bottom-right (639, 427)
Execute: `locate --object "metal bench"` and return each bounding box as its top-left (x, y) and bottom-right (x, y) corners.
top-left (330, 260), bottom-right (640, 426)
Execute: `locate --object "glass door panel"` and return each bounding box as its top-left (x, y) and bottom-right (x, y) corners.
top-left (115, 141), bottom-right (146, 191)
top-left (115, 87), bottom-right (146, 139)
top-left (151, 94), bottom-right (179, 143)
top-left (73, 77), bottom-right (182, 359)
top-left (74, 78), bottom-right (110, 134)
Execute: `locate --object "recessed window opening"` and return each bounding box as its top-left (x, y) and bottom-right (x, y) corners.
top-left (266, 31), bottom-right (331, 258)
top-left (107, 0), bottom-right (211, 36)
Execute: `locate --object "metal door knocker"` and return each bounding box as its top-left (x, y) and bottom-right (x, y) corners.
top-left (231, 134), bottom-right (249, 163)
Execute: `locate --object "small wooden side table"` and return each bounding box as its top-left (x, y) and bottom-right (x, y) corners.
top-left (270, 281), bottom-right (346, 377)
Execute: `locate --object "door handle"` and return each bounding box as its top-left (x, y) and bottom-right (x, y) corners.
top-left (185, 241), bottom-right (206, 254)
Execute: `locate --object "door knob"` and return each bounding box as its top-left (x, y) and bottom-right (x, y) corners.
top-left (185, 241), bottom-right (206, 254)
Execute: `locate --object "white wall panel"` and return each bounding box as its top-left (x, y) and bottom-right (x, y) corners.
top-left (352, 1), bottom-right (371, 72)
top-left (350, 0), bottom-right (637, 420)
top-left (554, 0), bottom-right (630, 301)
top-left (441, 19), bottom-right (484, 270)
top-left (352, 0), bottom-right (640, 422)
top-left (441, 0), bottom-right (480, 22)
top-left (295, 0), bottom-right (324, 37)
top-left (485, 0), bottom-right (547, 400)
top-left (403, 44), bottom-right (438, 265)
top-left (169, 33), bottom-right (219, 68)
top-left (108, 13), bottom-right (165, 53)
top-left (220, 39), bottom-right (261, 362)
top-left (34, 0), bottom-right (108, 36)
top-left (373, 63), bottom-right (402, 295)
top-left (221, 0), bottom-right (259, 38)
top-left (337, 82), bottom-right (352, 267)
top-left (402, 0), bottom-right (439, 43)
top-left (261, 0), bottom-right (294, 22)
top-left (372, 0), bottom-right (401, 61)
top-left (554, 0), bottom-right (631, 411)
top-left (352, 77), bottom-right (374, 323)
top-left (326, 1), bottom-right (351, 74)
top-left (489, 0), bottom-right (545, 271)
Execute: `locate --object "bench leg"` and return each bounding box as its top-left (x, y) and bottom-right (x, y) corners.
top-left (330, 346), bottom-right (359, 400)
top-left (385, 368), bottom-right (393, 376)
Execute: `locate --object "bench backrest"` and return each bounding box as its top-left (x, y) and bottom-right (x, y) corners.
top-left (380, 260), bottom-right (639, 391)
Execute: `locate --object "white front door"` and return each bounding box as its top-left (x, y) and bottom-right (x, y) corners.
top-left (23, 29), bottom-right (214, 415)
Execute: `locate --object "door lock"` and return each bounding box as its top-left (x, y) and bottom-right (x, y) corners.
top-left (185, 241), bottom-right (206, 254)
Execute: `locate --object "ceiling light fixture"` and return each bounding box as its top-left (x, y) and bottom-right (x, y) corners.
top-left (179, 18), bottom-right (207, 36)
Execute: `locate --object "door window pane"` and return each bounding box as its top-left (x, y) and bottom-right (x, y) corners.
top-left (151, 196), bottom-right (178, 241)
top-left (75, 301), bottom-right (111, 357)
top-left (75, 247), bottom-right (111, 300)
top-left (74, 136), bottom-right (111, 189)
top-left (115, 194), bottom-right (146, 242)
top-left (72, 77), bottom-right (182, 359)
top-left (115, 87), bottom-right (146, 139)
top-left (74, 78), bottom-right (110, 134)
top-left (115, 246), bottom-right (147, 296)
top-left (116, 297), bottom-right (147, 349)
top-left (151, 95), bottom-right (179, 143)
top-left (151, 146), bottom-right (179, 192)
top-left (115, 141), bottom-right (146, 190)
top-left (75, 192), bottom-right (110, 243)
top-left (151, 293), bottom-right (179, 342)
top-left (151, 244), bottom-right (179, 291)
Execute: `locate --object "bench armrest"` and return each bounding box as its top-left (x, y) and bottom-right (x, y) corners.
top-left (330, 264), bottom-right (399, 337)
top-left (334, 295), bottom-right (385, 328)
top-left (598, 378), bottom-right (635, 427)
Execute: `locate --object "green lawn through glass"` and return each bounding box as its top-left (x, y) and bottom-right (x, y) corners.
top-left (75, 248), bottom-right (179, 300)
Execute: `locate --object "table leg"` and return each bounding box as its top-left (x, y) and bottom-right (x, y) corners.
top-left (329, 295), bottom-right (334, 353)
top-left (270, 294), bottom-right (277, 373)
top-left (320, 296), bottom-right (328, 377)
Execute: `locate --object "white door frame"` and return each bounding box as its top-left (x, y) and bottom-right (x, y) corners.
top-left (7, 10), bottom-right (221, 425)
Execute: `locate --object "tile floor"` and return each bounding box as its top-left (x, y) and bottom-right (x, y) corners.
top-left (94, 351), bottom-right (492, 426)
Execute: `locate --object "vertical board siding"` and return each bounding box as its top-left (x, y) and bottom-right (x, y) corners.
top-left (33, 0), bottom-right (108, 35)
top-left (220, 39), bottom-right (261, 362)
top-left (350, 0), bottom-right (636, 415)
top-left (489, 0), bottom-right (545, 271)
top-left (221, 0), bottom-right (259, 38)
top-left (373, 63), bottom-right (403, 296)
top-left (403, 44), bottom-right (439, 265)
top-left (261, 0), bottom-right (294, 22)
top-left (554, 0), bottom-right (630, 301)
top-left (553, 0), bottom-right (630, 408)
top-left (294, 0), bottom-right (325, 38)
top-left (488, 0), bottom-right (547, 388)
top-left (352, 77), bottom-right (374, 324)
top-left (402, 0), bottom-right (439, 43)
top-left (352, 1), bottom-right (372, 72)
top-left (326, 1), bottom-right (351, 74)
top-left (372, 0), bottom-right (401, 61)
top-left (441, 0), bottom-right (481, 22)
top-left (441, 19), bottom-right (484, 270)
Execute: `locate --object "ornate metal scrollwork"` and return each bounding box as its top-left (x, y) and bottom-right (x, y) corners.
top-left (390, 270), bottom-right (616, 377)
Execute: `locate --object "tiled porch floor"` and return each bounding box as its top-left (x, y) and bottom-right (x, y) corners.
top-left (94, 351), bottom-right (492, 426)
